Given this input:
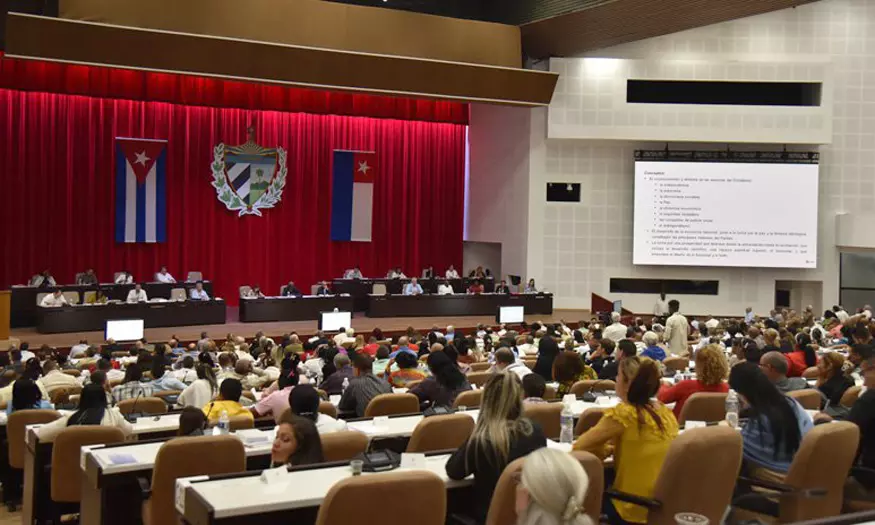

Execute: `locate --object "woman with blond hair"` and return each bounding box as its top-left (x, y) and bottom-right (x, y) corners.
top-left (658, 344), bottom-right (729, 418)
top-left (516, 448), bottom-right (594, 525)
top-left (446, 372), bottom-right (546, 522)
top-left (816, 352), bottom-right (855, 410)
top-left (573, 357), bottom-right (678, 524)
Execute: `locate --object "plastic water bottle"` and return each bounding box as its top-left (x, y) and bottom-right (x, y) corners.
top-left (725, 390), bottom-right (739, 429)
top-left (559, 403), bottom-right (574, 444)
top-left (673, 371), bottom-right (683, 385)
top-left (217, 410), bottom-right (230, 435)
top-left (342, 377), bottom-right (350, 394)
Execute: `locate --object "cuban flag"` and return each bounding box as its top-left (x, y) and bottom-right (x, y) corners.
top-left (115, 138), bottom-right (168, 243)
top-left (331, 150), bottom-right (376, 242)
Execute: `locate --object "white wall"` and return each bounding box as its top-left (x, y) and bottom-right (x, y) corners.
top-left (467, 104), bottom-right (533, 280)
top-left (516, 0), bottom-right (875, 315)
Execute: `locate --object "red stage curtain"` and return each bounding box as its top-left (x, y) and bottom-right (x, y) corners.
top-left (0, 53), bottom-right (468, 125)
top-left (0, 88), bottom-right (467, 304)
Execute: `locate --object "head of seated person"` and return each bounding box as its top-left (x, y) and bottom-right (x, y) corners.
top-left (522, 374), bottom-right (546, 402)
top-left (123, 363), bottom-right (143, 384)
top-left (494, 348), bottom-right (516, 372)
top-left (516, 448), bottom-right (594, 525)
top-left (11, 378), bottom-right (47, 413)
top-left (179, 406), bottom-right (207, 436)
top-left (271, 411), bottom-right (324, 468)
top-left (69, 383), bottom-right (109, 426)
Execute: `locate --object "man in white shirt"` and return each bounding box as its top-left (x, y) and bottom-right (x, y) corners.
top-left (29, 270), bottom-right (57, 288)
top-left (516, 335), bottom-right (535, 357)
top-left (41, 360), bottom-right (81, 395)
top-left (403, 278), bottom-right (423, 296)
top-left (445, 265), bottom-right (460, 279)
top-left (834, 305), bottom-right (850, 323)
top-left (445, 325), bottom-right (455, 342)
top-left (705, 316), bottom-right (719, 330)
top-left (189, 281), bottom-right (210, 300)
top-left (126, 284), bottom-right (148, 303)
top-left (40, 290), bottom-right (68, 307)
top-left (653, 293), bottom-right (669, 317)
top-left (437, 281), bottom-right (455, 295)
top-left (343, 266), bottom-right (364, 279)
top-left (493, 348), bottom-right (531, 380)
top-left (155, 266), bottom-right (176, 283)
top-left (602, 312), bottom-right (628, 342)
top-left (69, 339), bottom-right (89, 359)
top-left (115, 271), bottom-right (134, 284)
top-left (664, 299), bottom-right (690, 356)
top-left (334, 327), bottom-right (354, 346)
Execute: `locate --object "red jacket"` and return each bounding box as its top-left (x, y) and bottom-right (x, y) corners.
top-left (657, 379), bottom-right (729, 419)
top-left (785, 351), bottom-right (810, 377)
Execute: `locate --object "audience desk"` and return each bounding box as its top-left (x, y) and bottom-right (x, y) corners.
top-left (238, 295), bottom-right (355, 323)
top-left (366, 293), bottom-right (553, 318)
top-left (331, 278), bottom-right (495, 311)
top-left (11, 281), bottom-right (214, 328)
top-left (36, 299), bottom-right (227, 334)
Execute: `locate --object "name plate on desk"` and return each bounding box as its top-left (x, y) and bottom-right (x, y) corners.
top-left (400, 453), bottom-right (427, 470)
top-left (260, 465), bottom-right (289, 485)
top-left (176, 475), bottom-right (209, 515)
top-left (373, 416), bottom-right (390, 428)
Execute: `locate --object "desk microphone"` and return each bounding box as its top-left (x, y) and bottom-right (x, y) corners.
top-left (581, 378), bottom-right (614, 403)
top-left (125, 390), bottom-right (143, 423)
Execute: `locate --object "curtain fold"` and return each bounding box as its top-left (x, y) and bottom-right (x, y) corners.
top-left (0, 89), bottom-right (467, 305)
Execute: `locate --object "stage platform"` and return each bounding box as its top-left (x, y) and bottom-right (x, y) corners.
top-left (9, 308), bottom-right (591, 347)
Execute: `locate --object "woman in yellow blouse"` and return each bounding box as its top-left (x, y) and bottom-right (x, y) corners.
top-left (572, 356), bottom-right (678, 524)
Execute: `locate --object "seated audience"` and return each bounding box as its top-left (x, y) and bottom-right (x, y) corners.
top-left (760, 351), bottom-right (808, 393)
top-left (371, 346), bottom-right (392, 377)
top-left (729, 362), bottom-right (812, 481)
top-left (203, 378), bottom-right (254, 424)
top-left (251, 365), bottom-right (299, 423)
top-left (40, 360), bottom-right (80, 396)
top-left (493, 347), bottom-right (531, 380)
top-left (533, 336), bottom-right (560, 381)
top-left (270, 412), bottom-right (325, 467)
top-left (409, 352), bottom-right (471, 409)
top-left (574, 357), bottom-right (678, 524)
top-left (171, 356), bottom-right (198, 384)
top-left (784, 333), bottom-right (818, 377)
top-left (178, 406), bottom-right (207, 436)
top-left (289, 384), bottom-right (348, 434)
top-left (516, 448), bottom-right (595, 525)
top-left (177, 364), bottom-right (218, 409)
top-left (149, 360), bottom-right (188, 392)
top-left (111, 364), bottom-right (153, 402)
top-left (640, 331), bottom-right (666, 361)
top-left (603, 312), bottom-right (627, 343)
top-left (7, 378), bottom-right (52, 414)
top-left (386, 351), bottom-right (429, 388)
top-left (446, 373), bottom-right (546, 522)
top-left (553, 351), bottom-right (596, 397)
top-left (816, 352), bottom-right (855, 411)
top-left (599, 340), bottom-right (636, 381)
top-left (658, 344), bottom-right (729, 418)
top-left (522, 374), bottom-right (548, 405)
top-left (38, 384), bottom-right (133, 441)
top-left (318, 353), bottom-right (355, 395)
top-left (586, 339), bottom-right (615, 375)
top-left (337, 353), bottom-right (392, 417)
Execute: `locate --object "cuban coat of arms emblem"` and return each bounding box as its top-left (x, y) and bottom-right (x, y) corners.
top-left (211, 126), bottom-right (288, 216)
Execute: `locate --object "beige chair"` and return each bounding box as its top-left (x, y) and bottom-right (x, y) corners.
top-left (8, 410), bottom-right (61, 469)
top-left (678, 392), bottom-right (728, 426)
top-left (406, 414), bottom-right (475, 453)
top-left (321, 431), bottom-right (370, 462)
top-left (61, 291), bottom-right (80, 305)
top-left (574, 451), bottom-right (606, 524)
top-left (663, 356), bottom-right (688, 374)
top-left (522, 402), bottom-right (562, 440)
top-left (238, 285), bottom-right (252, 298)
top-left (543, 384), bottom-right (557, 401)
top-left (574, 407), bottom-right (605, 436)
top-left (787, 389), bottom-right (822, 411)
top-left (117, 397), bottom-right (168, 416)
top-left (82, 290), bottom-right (97, 303)
top-left (364, 393), bottom-right (419, 417)
top-left (49, 385), bottom-right (82, 405)
top-left (228, 416), bottom-right (254, 431)
top-left (52, 427), bottom-right (126, 505)
top-left (143, 435), bottom-right (246, 525)
top-left (311, 284), bottom-right (320, 295)
top-left (570, 380), bottom-right (616, 397)
top-left (733, 422), bottom-right (860, 523)
top-left (315, 471), bottom-right (446, 525)
top-left (469, 362), bottom-right (492, 372)
top-left (35, 292), bottom-right (48, 306)
top-left (319, 401), bottom-right (338, 419)
top-left (466, 371), bottom-right (492, 388)
top-left (840, 386), bottom-right (862, 407)
top-left (453, 389), bottom-right (483, 408)
top-left (186, 271), bottom-right (203, 282)
top-left (169, 288), bottom-right (187, 301)
top-left (152, 390), bottom-right (182, 401)
top-left (372, 283), bottom-right (387, 295)
top-left (61, 369), bottom-right (81, 377)
top-left (802, 367), bottom-right (820, 379)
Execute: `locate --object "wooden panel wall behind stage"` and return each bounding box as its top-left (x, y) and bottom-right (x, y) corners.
top-left (59, 0), bottom-right (522, 68)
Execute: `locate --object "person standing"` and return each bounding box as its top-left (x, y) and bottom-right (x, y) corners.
top-left (653, 293), bottom-right (669, 317)
top-left (663, 300), bottom-right (689, 357)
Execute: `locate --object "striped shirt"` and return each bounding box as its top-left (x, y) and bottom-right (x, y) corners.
top-left (337, 374), bottom-right (392, 417)
top-left (112, 381), bottom-right (154, 402)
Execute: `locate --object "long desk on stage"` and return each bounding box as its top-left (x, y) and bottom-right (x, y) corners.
top-left (238, 295), bottom-right (355, 323)
top-left (35, 300), bottom-right (227, 334)
top-left (366, 293), bottom-right (553, 318)
top-left (11, 281), bottom-right (214, 328)
top-left (332, 277), bottom-right (495, 311)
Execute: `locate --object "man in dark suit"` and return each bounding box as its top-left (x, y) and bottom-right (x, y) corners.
top-left (315, 281), bottom-right (332, 296)
top-left (281, 280), bottom-right (302, 297)
top-left (494, 279), bottom-right (511, 294)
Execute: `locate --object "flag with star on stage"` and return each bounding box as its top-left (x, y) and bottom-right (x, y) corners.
top-left (331, 150), bottom-right (376, 242)
top-left (115, 137), bottom-right (168, 243)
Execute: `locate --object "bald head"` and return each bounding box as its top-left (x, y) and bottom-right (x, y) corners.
top-left (761, 351), bottom-right (789, 380)
top-left (430, 343), bottom-right (444, 353)
top-left (398, 336), bottom-right (409, 347)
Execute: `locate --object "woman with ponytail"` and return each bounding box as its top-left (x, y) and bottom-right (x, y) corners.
top-left (573, 356), bottom-right (678, 524)
top-left (516, 448), bottom-right (594, 525)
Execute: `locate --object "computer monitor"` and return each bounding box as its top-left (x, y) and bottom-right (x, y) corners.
top-left (105, 319), bottom-right (144, 342)
top-left (319, 311), bottom-right (352, 332)
top-left (496, 306), bottom-right (525, 324)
